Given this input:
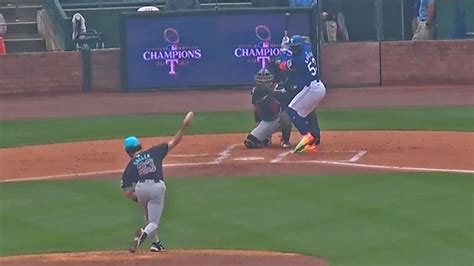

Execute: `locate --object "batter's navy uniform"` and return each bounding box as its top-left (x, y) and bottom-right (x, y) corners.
top-left (122, 143), bottom-right (168, 235)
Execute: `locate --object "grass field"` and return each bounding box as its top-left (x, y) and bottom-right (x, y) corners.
top-left (1, 106), bottom-right (473, 147)
top-left (1, 106), bottom-right (473, 266)
top-left (0, 173), bottom-right (473, 266)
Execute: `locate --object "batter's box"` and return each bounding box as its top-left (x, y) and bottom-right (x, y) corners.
top-left (282, 150), bottom-right (368, 163)
top-left (226, 144), bottom-right (286, 164)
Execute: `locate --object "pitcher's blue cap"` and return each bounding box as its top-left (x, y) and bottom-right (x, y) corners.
top-left (124, 136), bottom-right (140, 150)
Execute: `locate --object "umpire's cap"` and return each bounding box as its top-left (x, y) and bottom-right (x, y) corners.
top-left (124, 136), bottom-right (140, 150)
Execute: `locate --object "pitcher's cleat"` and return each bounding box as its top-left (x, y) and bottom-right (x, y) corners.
top-left (150, 241), bottom-right (166, 252)
top-left (294, 133), bottom-right (314, 153)
top-left (129, 228), bottom-right (147, 253)
top-left (298, 143), bottom-right (317, 153)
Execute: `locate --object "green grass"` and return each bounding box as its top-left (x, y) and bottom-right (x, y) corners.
top-left (1, 173), bottom-right (473, 266)
top-left (0, 106), bottom-right (473, 148)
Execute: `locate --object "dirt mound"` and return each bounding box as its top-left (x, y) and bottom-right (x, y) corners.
top-left (0, 250), bottom-right (327, 266)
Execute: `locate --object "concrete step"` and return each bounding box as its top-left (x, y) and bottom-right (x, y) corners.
top-left (0, 0), bottom-right (43, 6)
top-left (0, 5), bottom-right (42, 22)
top-left (4, 21), bottom-right (38, 36)
top-left (4, 34), bottom-right (45, 53)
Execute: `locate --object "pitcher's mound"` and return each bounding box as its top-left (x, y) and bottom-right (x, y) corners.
top-left (0, 250), bottom-right (328, 266)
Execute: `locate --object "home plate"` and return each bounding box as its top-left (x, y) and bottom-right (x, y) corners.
top-left (233, 157), bottom-right (265, 161)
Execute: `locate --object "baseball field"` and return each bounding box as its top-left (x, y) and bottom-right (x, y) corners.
top-left (0, 87), bottom-right (473, 266)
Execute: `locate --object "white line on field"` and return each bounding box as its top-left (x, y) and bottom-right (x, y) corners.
top-left (325, 150), bottom-right (361, 153)
top-left (281, 160), bottom-right (474, 174)
top-left (347, 150), bottom-right (368, 163)
top-left (288, 150), bottom-right (359, 154)
top-left (0, 162), bottom-right (215, 183)
top-left (0, 170), bottom-right (122, 183)
top-left (271, 151), bottom-right (292, 163)
top-left (168, 153), bottom-right (209, 158)
top-left (211, 144), bottom-right (238, 164)
top-left (2, 149), bottom-right (472, 183)
top-left (233, 157), bottom-right (265, 161)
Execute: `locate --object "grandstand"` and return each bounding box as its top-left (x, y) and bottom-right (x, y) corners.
top-left (1, 0), bottom-right (251, 53)
top-left (0, 0), bottom-right (44, 53)
top-left (0, 0), bottom-right (472, 53)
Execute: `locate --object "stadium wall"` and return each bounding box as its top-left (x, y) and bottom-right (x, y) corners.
top-left (0, 52), bottom-right (82, 95)
top-left (320, 42), bottom-right (381, 87)
top-left (0, 40), bottom-right (472, 95)
top-left (381, 40), bottom-right (474, 85)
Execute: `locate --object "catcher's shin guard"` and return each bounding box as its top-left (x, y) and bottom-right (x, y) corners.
top-left (280, 112), bottom-right (293, 143)
top-left (244, 134), bottom-right (263, 149)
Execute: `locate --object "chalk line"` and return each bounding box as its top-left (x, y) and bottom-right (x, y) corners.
top-left (282, 160), bottom-right (474, 174)
top-left (347, 150), bottom-right (368, 163)
top-left (233, 157), bottom-right (265, 161)
top-left (271, 151), bottom-right (292, 163)
top-left (211, 144), bottom-right (238, 164)
top-left (0, 162), bottom-right (214, 183)
top-left (168, 153), bottom-right (209, 158)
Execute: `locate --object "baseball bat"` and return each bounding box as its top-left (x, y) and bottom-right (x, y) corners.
top-left (284, 12), bottom-right (290, 38)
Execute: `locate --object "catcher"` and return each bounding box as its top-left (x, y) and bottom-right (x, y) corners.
top-left (244, 68), bottom-right (293, 149)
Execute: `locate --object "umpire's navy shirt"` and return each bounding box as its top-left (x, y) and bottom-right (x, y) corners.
top-left (121, 143), bottom-right (168, 189)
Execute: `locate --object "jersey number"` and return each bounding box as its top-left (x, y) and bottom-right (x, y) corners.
top-left (307, 57), bottom-right (318, 77)
top-left (137, 159), bottom-right (157, 176)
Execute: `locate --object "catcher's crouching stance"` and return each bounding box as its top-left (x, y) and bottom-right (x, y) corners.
top-left (244, 69), bottom-right (292, 149)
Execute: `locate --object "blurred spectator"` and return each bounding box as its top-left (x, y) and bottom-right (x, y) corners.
top-left (72, 13), bottom-right (104, 50)
top-left (72, 13), bottom-right (86, 42)
top-left (165, 0), bottom-right (200, 10)
top-left (411, 0), bottom-right (420, 35)
top-left (412, 0), bottom-right (436, 40)
top-left (289, 0), bottom-right (316, 7)
top-left (0, 13), bottom-right (5, 55)
top-left (252, 0), bottom-right (288, 7)
top-left (321, 0), bottom-right (348, 42)
top-left (0, 13), bottom-right (6, 36)
top-left (137, 6), bottom-right (160, 12)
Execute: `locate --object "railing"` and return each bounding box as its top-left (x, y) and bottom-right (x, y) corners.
top-left (60, 0), bottom-right (162, 9)
top-left (59, 0), bottom-right (251, 10)
top-left (42, 0), bottom-right (70, 49)
top-left (41, 0), bottom-right (472, 52)
top-left (14, 0), bottom-right (19, 21)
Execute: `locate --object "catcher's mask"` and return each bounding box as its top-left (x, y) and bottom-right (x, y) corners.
top-left (254, 68), bottom-right (274, 90)
top-left (124, 136), bottom-right (142, 157)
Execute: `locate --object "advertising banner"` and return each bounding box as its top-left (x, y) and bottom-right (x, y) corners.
top-left (122, 9), bottom-right (312, 90)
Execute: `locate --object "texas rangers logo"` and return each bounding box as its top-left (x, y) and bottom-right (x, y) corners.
top-left (142, 28), bottom-right (202, 75)
top-left (233, 25), bottom-right (281, 69)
